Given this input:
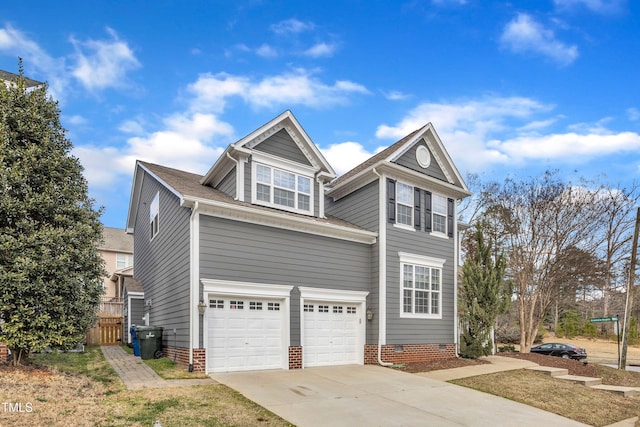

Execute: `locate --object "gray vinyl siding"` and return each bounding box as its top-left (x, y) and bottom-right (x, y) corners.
top-left (253, 128), bottom-right (312, 166)
top-left (325, 180), bottom-right (380, 344)
top-left (385, 224), bottom-right (455, 344)
top-left (199, 216), bottom-right (371, 346)
top-left (394, 140), bottom-right (447, 182)
top-left (133, 172), bottom-right (191, 349)
top-left (218, 167), bottom-right (236, 198)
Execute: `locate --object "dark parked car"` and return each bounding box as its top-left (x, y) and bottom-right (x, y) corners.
top-left (530, 343), bottom-right (587, 360)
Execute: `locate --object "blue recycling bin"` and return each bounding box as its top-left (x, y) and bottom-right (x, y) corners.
top-left (130, 325), bottom-right (141, 357)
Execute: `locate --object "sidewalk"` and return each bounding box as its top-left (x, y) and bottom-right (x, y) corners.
top-left (100, 345), bottom-right (216, 390)
top-left (417, 355), bottom-right (538, 381)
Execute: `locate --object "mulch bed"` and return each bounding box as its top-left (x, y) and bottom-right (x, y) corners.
top-left (400, 357), bottom-right (489, 373)
top-left (499, 352), bottom-right (598, 377)
top-left (398, 352), bottom-right (599, 376)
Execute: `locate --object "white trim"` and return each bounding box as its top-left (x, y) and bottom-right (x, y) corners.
top-left (201, 279), bottom-right (293, 372)
top-left (398, 253), bottom-right (445, 320)
top-left (416, 145), bottom-right (431, 168)
top-left (189, 202), bottom-right (200, 368)
top-left (298, 286), bottom-right (368, 368)
top-left (398, 252), bottom-right (446, 268)
top-left (202, 279), bottom-right (293, 297)
top-left (393, 223), bottom-right (415, 232)
top-left (453, 209), bottom-right (459, 348)
top-left (251, 159), bottom-right (315, 216)
top-left (298, 287), bottom-right (368, 303)
top-left (317, 179), bottom-right (325, 218)
top-left (184, 196), bottom-right (377, 245)
top-left (251, 151), bottom-right (317, 177)
top-left (237, 155), bottom-right (247, 202)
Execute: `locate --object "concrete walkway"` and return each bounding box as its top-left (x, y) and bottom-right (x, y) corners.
top-left (100, 345), bottom-right (216, 390)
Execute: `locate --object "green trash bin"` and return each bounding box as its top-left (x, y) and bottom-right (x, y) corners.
top-left (136, 326), bottom-right (164, 360)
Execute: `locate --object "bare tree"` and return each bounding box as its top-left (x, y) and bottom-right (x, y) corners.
top-left (594, 183), bottom-right (640, 318)
top-left (480, 172), bottom-right (603, 352)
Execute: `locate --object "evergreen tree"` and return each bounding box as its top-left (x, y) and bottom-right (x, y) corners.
top-left (459, 222), bottom-right (511, 358)
top-left (0, 63), bottom-right (105, 365)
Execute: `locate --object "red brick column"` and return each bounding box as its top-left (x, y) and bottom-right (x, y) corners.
top-left (192, 348), bottom-right (206, 373)
top-left (288, 346), bottom-right (302, 369)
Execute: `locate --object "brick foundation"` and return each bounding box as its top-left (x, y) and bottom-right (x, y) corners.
top-left (0, 343), bottom-right (8, 364)
top-left (288, 346), bottom-right (302, 369)
top-left (162, 346), bottom-right (206, 373)
top-left (364, 343), bottom-right (456, 365)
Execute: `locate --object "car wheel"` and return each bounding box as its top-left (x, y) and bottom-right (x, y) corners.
top-left (561, 354), bottom-right (570, 359)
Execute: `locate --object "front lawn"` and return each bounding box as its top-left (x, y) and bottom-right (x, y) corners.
top-left (0, 346), bottom-right (292, 426)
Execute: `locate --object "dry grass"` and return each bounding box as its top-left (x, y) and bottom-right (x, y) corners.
top-left (142, 357), bottom-right (210, 380)
top-left (452, 370), bottom-right (640, 427)
top-left (0, 347), bottom-right (292, 427)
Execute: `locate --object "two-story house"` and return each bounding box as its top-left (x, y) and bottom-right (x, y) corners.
top-left (126, 110), bottom-right (470, 373)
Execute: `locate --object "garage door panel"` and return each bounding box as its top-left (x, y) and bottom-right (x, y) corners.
top-left (303, 300), bottom-right (361, 367)
top-left (207, 297), bottom-right (284, 373)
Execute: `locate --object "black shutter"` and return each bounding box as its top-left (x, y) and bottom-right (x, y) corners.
top-left (414, 188), bottom-right (421, 230)
top-left (424, 191), bottom-right (432, 232)
top-left (387, 178), bottom-right (396, 223)
top-left (447, 198), bottom-right (454, 237)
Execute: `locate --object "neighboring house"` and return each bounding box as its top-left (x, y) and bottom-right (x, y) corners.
top-left (98, 227), bottom-right (134, 303)
top-left (126, 110), bottom-right (470, 373)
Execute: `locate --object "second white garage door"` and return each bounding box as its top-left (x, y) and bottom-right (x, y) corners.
top-left (303, 301), bottom-right (360, 367)
top-left (206, 297), bottom-right (285, 373)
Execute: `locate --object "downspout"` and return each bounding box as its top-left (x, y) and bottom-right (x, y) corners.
top-left (372, 168), bottom-right (393, 367)
top-left (188, 201), bottom-right (200, 372)
top-left (454, 209), bottom-right (460, 358)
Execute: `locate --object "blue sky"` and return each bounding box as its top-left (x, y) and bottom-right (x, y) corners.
top-left (1, 0), bottom-right (639, 228)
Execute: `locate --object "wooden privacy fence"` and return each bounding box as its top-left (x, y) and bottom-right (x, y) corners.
top-left (86, 316), bottom-right (123, 345)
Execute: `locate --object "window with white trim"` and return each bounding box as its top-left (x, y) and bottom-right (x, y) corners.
top-left (116, 253), bottom-right (133, 270)
top-left (150, 192), bottom-right (159, 240)
top-left (254, 162), bottom-right (313, 215)
top-left (432, 193), bottom-right (447, 234)
top-left (399, 253), bottom-right (444, 319)
top-left (396, 182), bottom-right (413, 226)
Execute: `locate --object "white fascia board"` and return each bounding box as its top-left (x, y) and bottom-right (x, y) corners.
top-left (202, 279), bottom-right (293, 298)
top-left (385, 124), bottom-right (430, 163)
top-left (326, 166), bottom-right (381, 201)
top-left (183, 196), bottom-right (378, 245)
top-left (128, 292), bottom-right (144, 297)
top-left (298, 286), bottom-right (368, 303)
top-left (398, 252), bottom-right (446, 268)
top-left (137, 162), bottom-right (185, 203)
top-left (125, 163), bottom-right (145, 233)
top-left (200, 145), bottom-right (233, 186)
top-left (380, 163), bottom-right (471, 199)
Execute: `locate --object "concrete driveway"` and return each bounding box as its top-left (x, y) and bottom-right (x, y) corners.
top-left (212, 365), bottom-right (589, 427)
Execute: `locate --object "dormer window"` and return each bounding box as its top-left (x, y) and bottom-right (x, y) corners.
top-left (253, 161), bottom-right (314, 215)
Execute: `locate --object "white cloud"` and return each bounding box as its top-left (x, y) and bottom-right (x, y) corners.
top-left (627, 108), bottom-right (640, 121)
top-left (189, 69), bottom-right (369, 111)
top-left (118, 119), bottom-right (145, 134)
top-left (490, 131), bottom-right (640, 161)
top-left (553, 0), bottom-right (625, 14)
top-left (270, 19), bottom-right (315, 35)
top-left (320, 142), bottom-right (377, 176)
top-left (500, 13), bottom-right (578, 66)
top-left (303, 42), bottom-right (337, 58)
top-left (0, 24), bottom-right (66, 97)
top-left (70, 27), bottom-right (141, 91)
top-left (256, 44), bottom-right (278, 58)
top-left (376, 95), bottom-right (640, 174)
top-left (382, 90), bottom-right (411, 101)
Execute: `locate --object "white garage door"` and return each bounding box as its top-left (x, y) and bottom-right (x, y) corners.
top-left (206, 297), bottom-right (284, 373)
top-left (303, 301), bottom-right (360, 367)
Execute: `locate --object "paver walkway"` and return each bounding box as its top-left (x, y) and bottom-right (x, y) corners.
top-left (100, 345), bottom-right (216, 390)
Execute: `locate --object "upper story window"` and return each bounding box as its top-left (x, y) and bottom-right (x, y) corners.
top-left (253, 162), bottom-right (313, 215)
top-left (396, 182), bottom-right (413, 226)
top-left (432, 194), bottom-right (447, 235)
top-left (150, 192), bottom-right (159, 240)
top-left (116, 253), bottom-right (133, 270)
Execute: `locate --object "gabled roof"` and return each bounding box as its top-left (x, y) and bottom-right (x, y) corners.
top-left (201, 110), bottom-right (336, 187)
top-left (99, 227), bottom-right (133, 252)
top-left (327, 123), bottom-right (470, 200)
top-left (0, 70), bottom-right (43, 88)
top-left (126, 161), bottom-right (377, 245)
